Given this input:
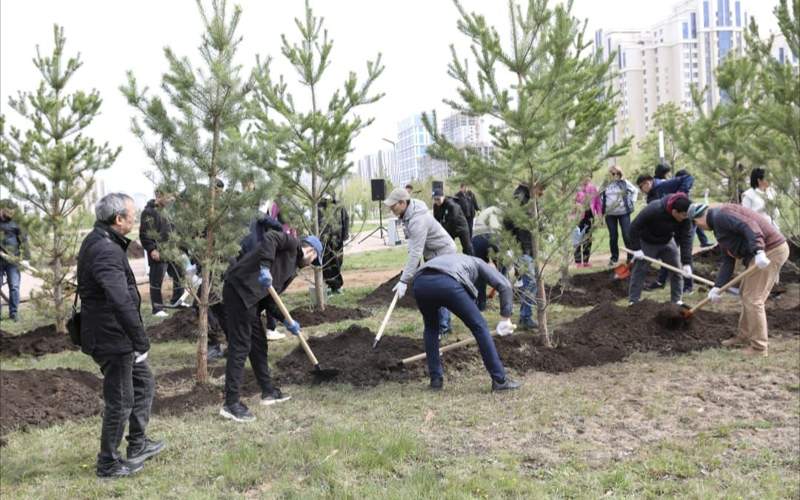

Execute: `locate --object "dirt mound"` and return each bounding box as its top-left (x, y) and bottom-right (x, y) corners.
top-left (153, 383), bottom-right (222, 416)
top-left (548, 270), bottom-right (629, 307)
top-left (0, 325), bottom-right (76, 357)
top-left (0, 369), bottom-right (103, 436)
top-left (146, 308), bottom-right (223, 343)
top-left (289, 305), bottom-right (370, 327)
top-left (693, 242), bottom-right (800, 283)
top-left (358, 273), bottom-right (418, 310)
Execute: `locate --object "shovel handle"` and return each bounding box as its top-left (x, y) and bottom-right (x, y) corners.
top-left (689, 264), bottom-right (759, 314)
top-left (401, 334), bottom-right (496, 365)
top-left (268, 286), bottom-right (319, 366)
top-left (621, 247), bottom-right (715, 287)
top-left (373, 290), bottom-right (400, 346)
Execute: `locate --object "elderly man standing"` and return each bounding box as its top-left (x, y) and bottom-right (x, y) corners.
top-left (384, 187), bottom-right (456, 336)
top-left (77, 193), bottom-right (164, 478)
top-left (689, 203), bottom-right (789, 357)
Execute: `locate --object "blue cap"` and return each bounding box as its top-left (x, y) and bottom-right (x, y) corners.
top-left (302, 236), bottom-right (323, 266)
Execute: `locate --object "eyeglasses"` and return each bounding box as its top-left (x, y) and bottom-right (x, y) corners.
top-left (611, 172), bottom-right (622, 177)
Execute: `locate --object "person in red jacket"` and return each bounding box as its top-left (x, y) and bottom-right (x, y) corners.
top-left (689, 203), bottom-right (789, 357)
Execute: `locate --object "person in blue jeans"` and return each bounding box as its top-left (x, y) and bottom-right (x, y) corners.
top-left (502, 184), bottom-right (539, 330)
top-left (412, 253), bottom-right (521, 392)
top-left (0, 201), bottom-right (28, 321)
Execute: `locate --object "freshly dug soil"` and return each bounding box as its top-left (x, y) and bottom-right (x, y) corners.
top-left (0, 325), bottom-right (76, 357)
top-left (153, 383), bottom-right (222, 416)
top-left (0, 369), bottom-right (103, 436)
top-left (548, 270), bottom-right (630, 307)
top-left (693, 242), bottom-right (800, 283)
top-left (146, 308), bottom-right (224, 343)
top-left (358, 273), bottom-right (418, 310)
top-left (289, 305), bottom-right (370, 327)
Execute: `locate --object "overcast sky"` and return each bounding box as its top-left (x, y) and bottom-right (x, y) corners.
top-left (1, 0), bottom-right (780, 197)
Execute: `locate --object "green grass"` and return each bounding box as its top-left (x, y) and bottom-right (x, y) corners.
top-left (342, 246), bottom-right (407, 271)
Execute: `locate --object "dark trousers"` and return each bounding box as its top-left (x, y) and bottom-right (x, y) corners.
top-left (222, 283), bottom-right (274, 406)
top-left (695, 225), bottom-right (710, 246)
top-left (605, 214), bottom-right (632, 263)
top-left (466, 216), bottom-right (474, 239)
top-left (412, 272), bottom-right (506, 382)
top-left (208, 302), bottom-right (228, 345)
top-left (147, 258), bottom-right (185, 313)
top-left (457, 230), bottom-right (474, 256)
top-left (629, 239), bottom-right (683, 303)
top-left (322, 244), bottom-right (344, 291)
top-left (472, 234), bottom-right (499, 311)
top-left (93, 353), bottom-right (155, 466)
top-left (574, 211), bottom-right (593, 264)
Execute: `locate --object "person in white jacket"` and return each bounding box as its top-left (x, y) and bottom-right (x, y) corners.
top-left (741, 168), bottom-right (780, 228)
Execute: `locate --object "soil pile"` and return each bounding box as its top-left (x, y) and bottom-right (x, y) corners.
top-left (693, 242), bottom-right (800, 283)
top-left (146, 308), bottom-right (223, 343)
top-left (0, 325), bottom-right (76, 357)
top-left (0, 369), bottom-right (103, 436)
top-left (289, 305), bottom-right (369, 327)
top-left (548, 270), bottom-right (629, 307)
top-left (358, 273), bottom-right (418, 310)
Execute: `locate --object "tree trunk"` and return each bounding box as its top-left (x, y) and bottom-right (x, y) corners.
top-left (53, 256), bottom-right (66, 334)
top-left (530, 195), bottom-right (552, 348)
top-left (195, 271), bottom-right (210, 384)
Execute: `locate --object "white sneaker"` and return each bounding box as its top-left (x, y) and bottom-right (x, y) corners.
top-left (191, 275), bottom-right (202, 288)
top-left (154, 310), bottom-right (169, 318)
top-left (266, 329), bottom-right (286, 341)
top-left (172, 290), bottom-right (190, 308)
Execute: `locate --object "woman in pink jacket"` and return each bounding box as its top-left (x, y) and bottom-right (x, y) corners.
top-left (574, 177), bottom-right (602, 267)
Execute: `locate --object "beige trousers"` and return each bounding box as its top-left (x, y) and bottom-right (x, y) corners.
top-left (737, 242), bottom-right (790, 351)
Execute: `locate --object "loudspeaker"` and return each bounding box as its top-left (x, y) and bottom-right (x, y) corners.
top-left (370, 179), bottom-right (386, 201)
top-left (432, 180), bottom-right (444, 192)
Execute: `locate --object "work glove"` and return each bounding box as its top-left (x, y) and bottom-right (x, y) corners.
top-left (258, 266), bottom-right (273, 289)
top-left (682, 264), bottom-right (692, 278)
top-left (754, 250), bottom-right (770, 269)
top-left (21, 260), bottom-right (31, 269)
top-left (496, 318), bottom-right (516, 337)
top-left (392, 281), bottom-right (407, 298)
top-left (283, 320), bottom-right (301, 336)
top-left (708, 287), bottom-right (722, 303)
top-left (632, 249), bottom-right (645, 261)
top-left (134, 351), bottom-right (149, 363)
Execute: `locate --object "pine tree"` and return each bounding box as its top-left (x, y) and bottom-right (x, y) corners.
top-left (0, 26), bottom-right (119, 333)
top-left (425, 0), bottom-right (627, 346)
top-left (121, 0), bottom-right (263, 383)
top-left (249, 0), bottom-right (384, 310)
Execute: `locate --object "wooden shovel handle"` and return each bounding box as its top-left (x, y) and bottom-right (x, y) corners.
top-left (268, 286), bottom-right (319, 366)
top-left (374, 290), bottom-right (400, 345)
top-left (621, 246), bottom-right (715, 287)
top-left (689, 264), bottom-right (759, 314)
top-left (401, 334), bottom-right (492, 365)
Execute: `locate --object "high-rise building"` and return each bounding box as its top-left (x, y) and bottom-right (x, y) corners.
top-left (357, 149), bottom-right (397, 184)
top-left (772, 33), bottom-right (799, 67)
top-left (597, 0), bottom-right (750, 145)
top-left (395, 112), bottom-right (438, 185)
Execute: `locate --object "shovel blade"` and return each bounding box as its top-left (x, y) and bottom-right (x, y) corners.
top-left (613, 262), bottom-right (631, 280)
top-left (311, 366), bottom-right (339, 383)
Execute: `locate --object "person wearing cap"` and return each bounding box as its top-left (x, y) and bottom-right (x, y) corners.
top-left (689, 203), bottom-right (789, 357)
top-left (636, 173), bottom-right (693, 204)
top-left (412, 253), bottom-right (520, 392)
top-left (384, 187), bottom-right (457, 336)
top-left (432, 188), bottom-right (474, 256)
top-left (219, 230), bottom-right (321, 422)
top-left (627, 193), bottom-right (694, 305)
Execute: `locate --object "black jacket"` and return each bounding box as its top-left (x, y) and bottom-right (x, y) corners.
top-left (139, 200), bottom-right (172, 254)
top-left (0, 218), bottom-right (28, 262)
top-left (225, 230), bottom-right (302, 312)
top-left (433, 197), bottom-right (473, 255)
top-left (628, 196), bottom-right (693, 265)
top-left (454, 191), bottom-right (480, 219)
top-left (319, 201), bottom-right (349, 247)
top-left (77, 222), bottom-right (149, 356)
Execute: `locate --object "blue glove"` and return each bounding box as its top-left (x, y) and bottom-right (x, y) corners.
top-left (258, 266), bottom-right (272, 289)
top-left (283, 320), bottom-right (301, 336)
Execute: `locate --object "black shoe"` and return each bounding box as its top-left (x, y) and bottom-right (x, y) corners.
top-left (438, 328), bottom-right (452, 341)
top-left (220, 402), bottom-right (255, 422)
top-left (10, 314), bottom-right (18, 322)
top-left (330, 288), bottom-right (342, 295)
top-left (127, 438), bottom-right (165, 465)
top-left (207, 344), bottom-right (224, 362)
top-left (644, 281), bottom-right (665, 291)
top-left (260, 387), bottom-right (291, 406)
top-left (429, 378), bottom-right (443, 391)
top-left (700, 243), bottom-right (714, 248)
top-left (519, 318), bottom-right (538, 331)
top-left (491, 378), bottom-right (521, 392)
top-left (96, 459), bottom-right (144, 479)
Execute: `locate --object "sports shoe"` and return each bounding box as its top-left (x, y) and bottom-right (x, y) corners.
top-left (260, 388), bottom-right (291, 406)
top-left (519, 318), bottom-right (538, 331)
top-left (96, 459), bottom-right (144, 479)
top-left (207, 344), bottom-right (225, 361)
top-left (741, 346), bottom-right (768, 358)
top-left (491, 378), bottom-right (521, 392)
top-left (330, 288), bottom-right (343, 295)
top-left (438, 328), bottom-right (452, 340)
top-left (429, 378), bottom-right (443, 391)
top-left (127, 438), bottom-right (165, 465)
top-left (608, 258), bottom-right (618, 267)
top-left (644, 281), bottom-right (665, 291)
top-left (721, 336), bottom-right (745, 347)
top-left (153, 310), bottom-right (169, 318)
top-left (171, 290), bottom-right (191, 308)
top-left (266, 329), bottom-right (286, 341)
top-left (220, 402), bottom-right (255, 422)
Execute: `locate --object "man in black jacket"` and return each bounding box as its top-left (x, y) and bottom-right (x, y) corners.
top-left (0, 200), bottom-right (28, 321)
top-left (627, 193), bottom-right (694, 305)
top-left (77, 193), bottom-right (164, 479)
top-left (319, 195), bottom-right (349, 294)
top-left (432, 188), bottom-right (474, 256)
top-left (140, 189), bottom-right (185, 317)
top-left (220, 231), bottom-right (322, 422)
top-left (454, 183), bottom-right (480, 238)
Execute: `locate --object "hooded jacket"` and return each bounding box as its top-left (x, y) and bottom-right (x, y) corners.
top-left (454, 190), bottom-right (480, 219)
top-left (433, 197), bottom-right (473, 255)
top-left (646, 175), bottom-right (694, 203)
top-left (139, 199), bottom-right (172, 254)
top-left (628, 194), bottom-right (693, 265)
top-left (399, 199), bottom-right (457, 283)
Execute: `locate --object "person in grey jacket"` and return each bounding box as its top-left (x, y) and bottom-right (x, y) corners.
top-left (413, 253), bottom-right (520, 392)
top-left (384, 188), bottom-right (456, 335)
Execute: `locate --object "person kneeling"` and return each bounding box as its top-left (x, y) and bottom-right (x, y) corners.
top-left (411, 253), bottom-right (520, 392)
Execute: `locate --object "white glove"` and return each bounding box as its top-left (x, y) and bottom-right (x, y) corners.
top-left (392, 281), bottom-right (407, 298)
top-left (21, 260), bottom-right (31, 269)
top-left (632, 250), bottom-right (645, 261)
top-left (708, 287), bottom-right (722, 303)
top-left (134, 351), bottom-right (149, 363)
top-left (496, 318), bottom-right (516, 337)
top-left (754, 250), bottom-right (770, 269)
top-left (682, 264), bottom-right (692, 278)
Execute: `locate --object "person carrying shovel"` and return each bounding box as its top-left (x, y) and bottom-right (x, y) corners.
top-left (412, 253), bottom-right (520, 392)
top-left (688, 203), bottom-right (789, 357)
top-left (219, 230), bottom-right (322, 422)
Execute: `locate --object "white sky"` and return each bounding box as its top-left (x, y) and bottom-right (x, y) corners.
top-left (1, 0), bottom-right (779, 197)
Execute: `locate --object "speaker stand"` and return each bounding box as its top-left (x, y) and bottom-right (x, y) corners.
top-left (360, 202), bottom-right (388, 243)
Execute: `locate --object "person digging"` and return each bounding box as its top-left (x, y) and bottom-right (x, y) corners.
top-left (412, 253), bottom-right (520, 392)
top-left (688, 203), bottom-right (789, 357)
top-left (627, 193), bottom-right (694, 306)
top-left (220, 230), bottom-right (322, 422)
top-left (384, 187), bottom-right (457, 337)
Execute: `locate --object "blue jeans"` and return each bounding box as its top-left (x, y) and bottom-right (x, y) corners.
top-left (605, 214), bottom-right (632, 263)
top-left (0, 260), bottom-right (21, 318)
top-left (518, 255), bottom-right (536, 323)
top-left (412, 272), bottom-right (506, 382)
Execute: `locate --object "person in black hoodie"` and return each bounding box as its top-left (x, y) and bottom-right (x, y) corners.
top-left (139, 189), bottom-right (185, 317)
top-left (219, 231), bottom-right (322, 423)
top-left (432, 188), bottom-right (474, 256)
top-left (77, 193), bottom-right (164, 478)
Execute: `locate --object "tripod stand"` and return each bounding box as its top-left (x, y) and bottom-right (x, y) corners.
top-left (360, 201), bottom-right (388, 243)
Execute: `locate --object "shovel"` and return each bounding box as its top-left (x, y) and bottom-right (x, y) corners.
top-left (372, 290), bottom-right (400, 349)
top-left (679, 264), bottom-right (759, 320)
top-left (617, 246), bottom-right (716, 287)
top-left (267, 287), bottom-right (339, 382)
top-left (401, 334), bottom-right (488, 366)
